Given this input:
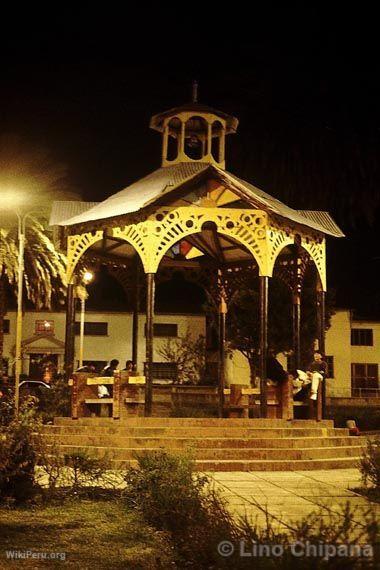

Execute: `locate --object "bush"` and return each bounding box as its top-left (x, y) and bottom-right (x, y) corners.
top-left (0, 398), bottom-right (40, 504)
top-left (328, 406), bottom-right (380, 431)
top-left (124, 450), bottom-right (379, 568)
top-left (35, 374), bottom-right (71, 423)
top-left (360, 437), bottom-right (380, 489)
top-left (123, 450), bottom-right (237, 567)
top-left (0, 389), bottom-right (14, 426)
top-left (63, 451), bottom-right (110, 492)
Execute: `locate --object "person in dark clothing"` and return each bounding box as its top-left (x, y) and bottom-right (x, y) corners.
top-left (307, 352), bottom-right (328, 377)
top-left (101, 359), bottom-right (119, 377)
top-left (266, 349), bottom-right (288, 383)
top-left (123, 360), bottom-right (134, 372)
top-left (99, 359), bottom-right (119, 398)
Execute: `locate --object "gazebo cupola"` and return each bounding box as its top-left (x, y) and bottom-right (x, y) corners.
top-left (149, 82), bottom-right (239, 169)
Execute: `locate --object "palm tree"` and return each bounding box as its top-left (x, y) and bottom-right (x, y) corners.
top-left (0, 220), bottom-right (67, 377)
top-left (0, 134), bottom-right (77, 378)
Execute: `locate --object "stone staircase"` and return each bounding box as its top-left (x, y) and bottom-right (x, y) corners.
top-left (39, 417), bottom-right (367, 471)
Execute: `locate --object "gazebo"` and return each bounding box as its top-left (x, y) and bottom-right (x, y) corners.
top-left (55, 87), bottom-right (343, 418)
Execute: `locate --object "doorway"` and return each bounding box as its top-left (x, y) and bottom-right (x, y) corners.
top-left (29, 353), bottom-right (58, 381)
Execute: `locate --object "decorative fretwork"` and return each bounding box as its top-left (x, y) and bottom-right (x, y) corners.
top-left (114, 207), bottom-right (269, 275)
top-left (301, 238), bottom-right (326, 291)
top-left (67, 230), bottom-right (103, 284)
top-left (273, 249), bottom-right (311, 294)
top-left (267, 218), bottom-right (326, 291)
top-left (65, 207), bottom-right (326, 292)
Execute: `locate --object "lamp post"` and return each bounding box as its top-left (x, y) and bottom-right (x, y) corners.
top-left (78, 271), bottom-right (93, 368)
top-left (14, 211), bottom-right (36, 416)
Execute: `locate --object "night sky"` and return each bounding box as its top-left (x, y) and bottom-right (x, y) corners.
top-left (1, 17), bottom-right (379, 316)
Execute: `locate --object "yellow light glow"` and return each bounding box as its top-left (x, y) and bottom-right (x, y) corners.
top-left (83, 270), bottom-right (94, 284)
top-left (1, 189), bottom-right (30, 210)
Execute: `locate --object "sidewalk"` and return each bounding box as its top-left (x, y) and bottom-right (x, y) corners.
top-left (208, 468), bottom-right (379, 534)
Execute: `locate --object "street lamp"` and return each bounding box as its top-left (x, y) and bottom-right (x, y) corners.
top-left (78, 270), bottom-right (94, 368)
top-left (1, 192), bottom-right (38, 416)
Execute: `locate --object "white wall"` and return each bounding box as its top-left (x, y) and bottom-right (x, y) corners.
top-left (325, 311), bottom-right (380, 397)
top-left (2, 310), bottom-right (205, 375)
top-left (3, 308), bottom-right (379, 396)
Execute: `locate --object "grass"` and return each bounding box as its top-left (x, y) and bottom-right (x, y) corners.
top-left (0, 499), bottom-right (173, 569)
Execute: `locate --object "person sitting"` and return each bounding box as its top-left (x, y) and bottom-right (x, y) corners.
top-left (99, 359), bottom-right (119, 398)
top-left (266, 349), bottom-right (288, 384)
top-left (295, 352), bottom-right (327, 401)
top-left (307, 351), bottom-right (327, 400)
top-left (101, 359), bottom-right (119, 377)
top-left (292, 371), bottom-right (311, 400)
top-left (123, 360), bottom-right (134, 373)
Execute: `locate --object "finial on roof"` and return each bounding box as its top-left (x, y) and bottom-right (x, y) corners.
top-left (192, 80), bottom-right (198, 103)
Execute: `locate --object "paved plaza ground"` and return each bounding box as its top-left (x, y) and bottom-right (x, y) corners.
top-left (208, 468), bottom-right (379, 533)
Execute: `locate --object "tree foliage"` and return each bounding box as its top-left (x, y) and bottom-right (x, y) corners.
top-left (226, 268), bottom-right (334, 373)
top-left (157, 330), bottom-right (206, 384)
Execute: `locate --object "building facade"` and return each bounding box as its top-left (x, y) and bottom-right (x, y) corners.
top-left (2, 308), bottom-right (379, 398)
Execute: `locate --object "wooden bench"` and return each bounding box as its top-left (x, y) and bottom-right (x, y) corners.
top-left (224, 381), bottom-right (322, 420)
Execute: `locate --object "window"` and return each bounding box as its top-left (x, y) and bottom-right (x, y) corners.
top-left (351, 328), bottom-right (373, 346)
top-left (3, 319), bottom-right (10, 334)
top-left (325, 356), bottom-right (334, 378)
top-left (145, 323), bottom-right (178, 337)
top-left (35, 320), bottom-right (54, 335)
top-left (81, 360), bottom-right (108, 373)
top-left (74, 322), bottom-right (108, 336)
top-left (351, 363), bottom-right (379, 396)
top-left (144, 362), bottom-right (178, 382)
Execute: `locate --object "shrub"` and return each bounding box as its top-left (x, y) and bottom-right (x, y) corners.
top-left (327, 406), bottom-right (380, 431)
top-left (123, 450), bottom-right (237, 567)
top-left (36, 374), bottom-right (71, 423)
top-left (124, 450), bottom-right (379, 568)
top-left (63, 451), bottom-right (111, 492)
top-left (237, 502), bottom-right (378, 569)
top-left (157, 330), bottom-right (206, 384)
top-left (0, 398), bottom-right (41, 504)
top-left (360, 437), bottom-right (380, 489)
top-left (0, 389), bottom-right (14, 426)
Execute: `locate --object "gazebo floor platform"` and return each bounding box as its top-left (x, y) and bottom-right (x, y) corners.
top-left (40, 418), bottom-right (366, 471)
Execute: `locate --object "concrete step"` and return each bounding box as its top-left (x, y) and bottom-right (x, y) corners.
top-left (43, 443), bottom-right (364, 461)
top-left (39, 433), bottom-right (366, 449)
top-left (53, 417), bottom-right (334, 428)
top-left (106, 457), bottom-right (362, 471)
top-left (41, 417), bottom-right (363, 471)
top-left (41, 426), bottom-right (349, 438)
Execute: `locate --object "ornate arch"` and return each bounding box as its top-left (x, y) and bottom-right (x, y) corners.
top-left (66, 230), bottom-right (103, 284)
top-left (301, 238), bottom-right (326, 291)
top-left (113, 207), bottom-right (270, 275)
top-left (268, 223), bottom-right (326, 292)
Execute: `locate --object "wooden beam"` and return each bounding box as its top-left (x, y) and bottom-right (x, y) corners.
top-left (211, 227), bottom-right (226, 263)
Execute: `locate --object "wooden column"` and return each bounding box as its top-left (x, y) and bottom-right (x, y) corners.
top-left (259, 276), bottom-right (269, 418)
top-left (317, 289), bottom-right (326, 419)
top-left (292, 292), bottom-right (301, 370)
top-left (132, 257), bottom-right (140, 369)
top-left (218, 297), bottom-right (227, 418)
top-left (145, 273), bottom-right (155, 416)
top-left (64, 282), bottom-right (76, 381)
